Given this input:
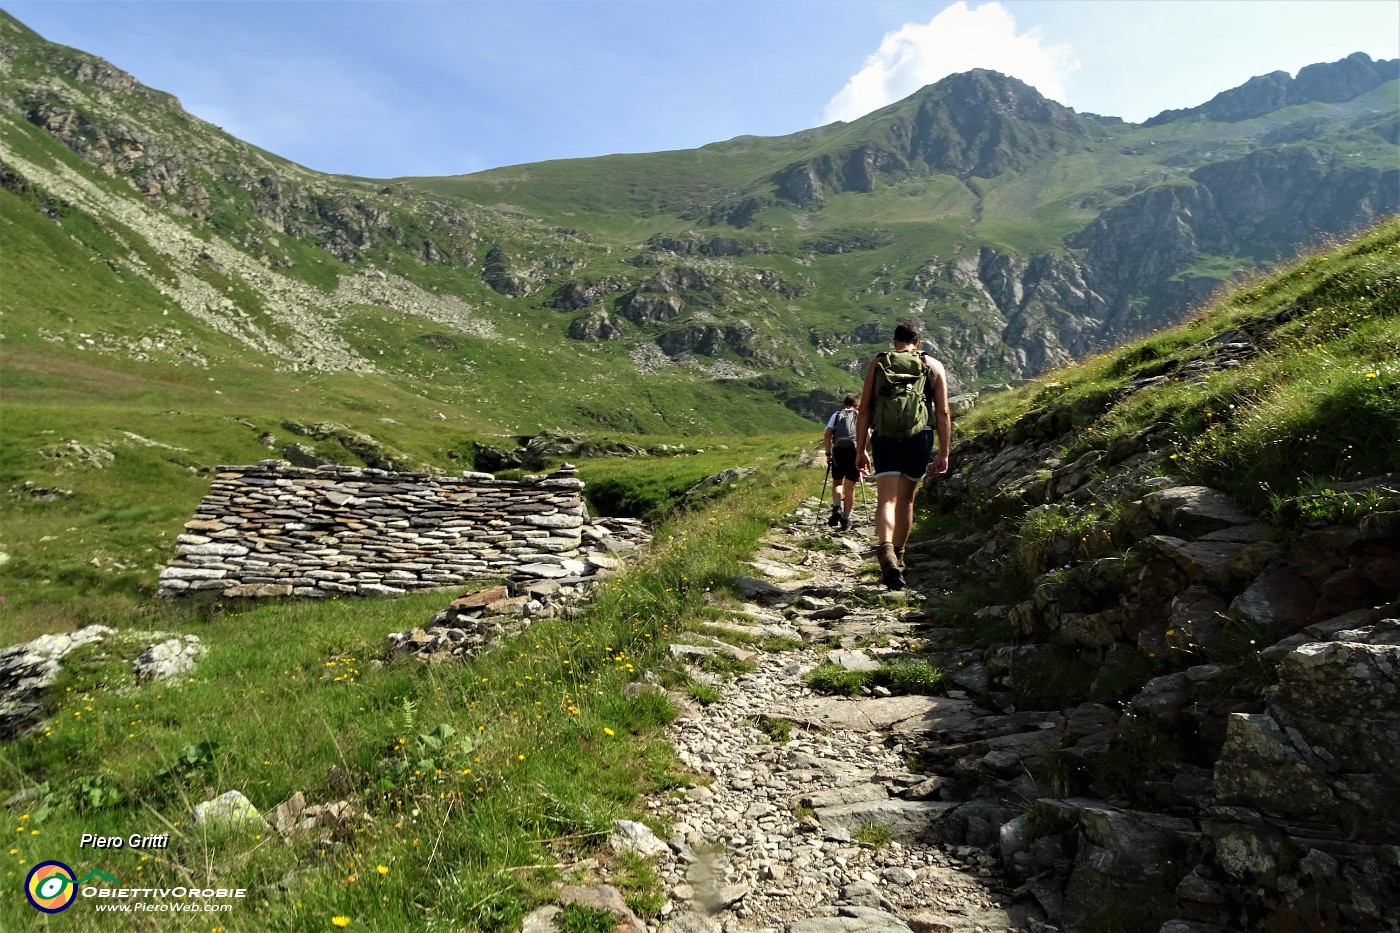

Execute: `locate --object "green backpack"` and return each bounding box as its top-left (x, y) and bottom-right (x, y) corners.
top-left (870, 350), bottom-right (929, 439)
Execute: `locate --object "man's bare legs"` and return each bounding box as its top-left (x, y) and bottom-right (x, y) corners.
top-left (873, 473), bottom-right (919, 586)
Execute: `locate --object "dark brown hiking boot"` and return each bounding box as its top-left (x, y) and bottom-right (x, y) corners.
top-left (878, 542), bottom-right (904, 590)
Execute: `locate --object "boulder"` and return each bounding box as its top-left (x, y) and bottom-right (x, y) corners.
top-left (192, 790), bottom-right (267, 828)
top-left (1122, 486), bottom-right (1255, 539)
top-left (1229, 565), bottom-right (1319, 641)
top-left (1060, 801), bottom-right (1199, 926)
top-left (132, 636), bottom-right (203, 681)
top-left (610, 818), bottom-right (669, 858)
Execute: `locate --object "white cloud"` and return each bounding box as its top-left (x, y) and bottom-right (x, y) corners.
top-left (822, 1), bottom-right (1080, 124)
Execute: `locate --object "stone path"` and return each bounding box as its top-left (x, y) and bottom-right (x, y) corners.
top-left (644, 493), bottom-right (1028, 933)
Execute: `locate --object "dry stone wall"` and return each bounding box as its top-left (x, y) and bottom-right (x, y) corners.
top-left (158, 461), bottom-right (589, 599)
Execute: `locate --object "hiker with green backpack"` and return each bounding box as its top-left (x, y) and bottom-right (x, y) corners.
top-left (854, 321), bottom-right (952, 590)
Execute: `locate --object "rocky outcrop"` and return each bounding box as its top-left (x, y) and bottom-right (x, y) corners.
top-left (280, 420), bottom-right (419, 472)
top-left (621, 292), bottom-right (686, 326)
top-left (655, 321), bottom-right (768, 362)
top-left (547, 276), bottom-right (628, 311)
top-left (901, 247), bottom-right (1113, 377)
top-left (772, 145), bottom-right (906, 209)
top-left (1069, 147), bottom-right (1399, 344)
top-left (1146, 52), bottom-right (1400, 126)
top-left (567, 310), bottom-right (626, 342)
top-left (1069, 150), bottom-right (1388, 329)
top-left (481, 245), bottom-right (540, 297)
top-left (909, 350), bottom-right (1400, 929)
top-left (1202, 621), bottom-right (1400, 931)
top-left (471, 432), bottom-right (656, 474)
top-left (639, 233), bottom-right (771, 258)
top-left (1, 626), bottom-right (205, 739)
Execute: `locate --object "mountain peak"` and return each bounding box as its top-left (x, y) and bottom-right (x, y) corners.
top-left (912, 68), bottom-right (1072, 123)
top-left (1144, 52), bottom-right (1400, 126)
top-left (765, 69), bottom-right (1088, 210)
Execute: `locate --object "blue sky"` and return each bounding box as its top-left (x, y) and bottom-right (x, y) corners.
top-left (5, 1), bottom-right (1398, 179)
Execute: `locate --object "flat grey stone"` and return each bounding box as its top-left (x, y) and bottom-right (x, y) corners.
top-left (813, 798), bottom-right (956, 840)
top-left (789, 906), bottom-right (914, 932)
top-left (784, 695), bottom-right (980, 737)
top-left (826, 649), bottom-right (880, 672)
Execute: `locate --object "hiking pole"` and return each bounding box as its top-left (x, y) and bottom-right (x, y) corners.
top-left (819, 458), bottom-right (831, 504)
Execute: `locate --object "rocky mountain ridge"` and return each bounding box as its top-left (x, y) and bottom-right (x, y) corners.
top-left (1, 8), bottom-right (1397, 432)
top-left (1146, 50), bottom-right (1400, 125)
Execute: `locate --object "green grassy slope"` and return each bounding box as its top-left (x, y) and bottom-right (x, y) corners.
top-left (1, 215), bottom-right (1392, 933)
top-left (948, 217), bottom-right (1400, 512)
top-left (0, 454), bottom-right (816, 933)
top-left (2, 9), bottom-right (1394, 432)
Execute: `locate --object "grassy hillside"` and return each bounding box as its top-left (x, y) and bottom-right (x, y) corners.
top-left (0, 219), bottom-right (1394, 932)
top-left (940, 216), bottom-right (1399, 513)
top-left (0, 102), bottom-right (823, 431)
top-left (0, 345), bottom-right (810, 641)
top-left (4, 8), bottom-right (1391, 430)
top-left (0, 453), bottom-right (815, 932)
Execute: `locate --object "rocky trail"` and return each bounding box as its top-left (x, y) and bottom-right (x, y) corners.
top-left (533, 491), bottom-right (1035, 933)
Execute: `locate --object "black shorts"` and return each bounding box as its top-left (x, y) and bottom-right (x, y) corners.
top-left (830, 445), bottom-right (858, 483)
top-left (871, 430), bottom-right (934, 481)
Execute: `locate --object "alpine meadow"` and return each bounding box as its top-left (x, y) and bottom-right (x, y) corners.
top-left (1, 9), bottom-right (1398, 933)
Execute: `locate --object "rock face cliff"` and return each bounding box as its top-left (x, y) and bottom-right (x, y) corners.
top-left (919, 450), bottom-right (1397, 929)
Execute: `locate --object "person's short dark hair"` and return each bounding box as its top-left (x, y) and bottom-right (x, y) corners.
top-left (843, 393), bottom-right (859, 408)
top-left (894, 321), bottom-right (920, 344)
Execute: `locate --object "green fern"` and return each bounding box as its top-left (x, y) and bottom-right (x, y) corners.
top-left (397, 696), bottom-right (419, 734)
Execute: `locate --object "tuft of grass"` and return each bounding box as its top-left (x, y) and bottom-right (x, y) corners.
top-left (879, 658), bottom-right (942, 694)
top-left (1013, 645), bottom-right (1100, 710)
top-left (697, 651), bottom-right (757, 678)
top-left (1208, 617), bottom-right (1278, 698)
top-left (760, 635), bottom-right (807, 653)
top-left (1018, 797), bottom-right (1069, 839)
top-left (610, 851), bottom-right (667, 919)
top-left (805, 662), bottom-right (869, 696)
top-left (756, 717), bottom-right (794, 744)
top-left (804, 658), bottom-right (942, 697)
top-left (557, 903), bottom-right (620, 933)
top-left (1090, 716), bottom-right (1183, 804)
top-left (1269, 485), bottom-right (1399, 533)
top-left (800, 535), bottom-right (844, 553)
top-left (683, 679), bottom-right (724, 706)
top-left (852, 823), bottom-right (894, 849)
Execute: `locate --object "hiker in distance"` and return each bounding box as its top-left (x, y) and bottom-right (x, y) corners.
top-left (854, 321), bottom-right (952, 590)
top-left (823, 393), bottom-right (866, 531)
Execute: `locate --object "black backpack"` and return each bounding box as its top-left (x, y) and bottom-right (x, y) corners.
top-left (831, 408), bottom-right (858, 448)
